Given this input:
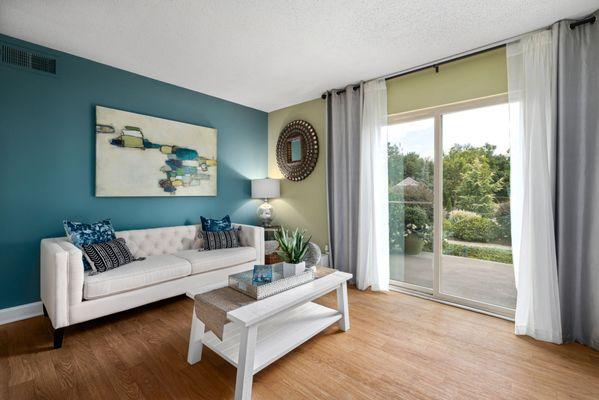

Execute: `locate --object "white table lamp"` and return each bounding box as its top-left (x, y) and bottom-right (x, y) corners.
top-left (251, 178), bottom-right (280, 227)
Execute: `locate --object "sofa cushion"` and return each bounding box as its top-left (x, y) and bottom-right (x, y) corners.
top-left (83, 254), bottom-right (191, 299)
top-left (175, 247), bottom-right (256, 275)
top-left (116, 225), bottom-right (200, 258)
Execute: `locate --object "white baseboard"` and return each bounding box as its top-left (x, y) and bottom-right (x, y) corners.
top-left (0, 301), bottom-right (43, 325)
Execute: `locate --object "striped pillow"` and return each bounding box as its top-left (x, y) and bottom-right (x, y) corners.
top-left (82, 238), bottom-right (135, 273)
top-left (201, 229), bottom-right (241, 250)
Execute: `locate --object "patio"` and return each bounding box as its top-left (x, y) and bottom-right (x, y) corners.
top-left (390, 252), bottom-right (516, 309)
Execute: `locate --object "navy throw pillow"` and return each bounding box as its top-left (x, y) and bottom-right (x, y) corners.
top-left (63, 219), bottom-right (116, 270)
top-left (200, 215), bottom-right (232, 232)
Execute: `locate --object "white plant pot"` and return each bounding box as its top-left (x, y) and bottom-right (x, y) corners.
top-left (282, 261), bottom-right (306, 277)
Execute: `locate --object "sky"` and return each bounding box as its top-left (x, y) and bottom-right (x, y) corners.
top-left (388, 103), bottom-right (510, 159)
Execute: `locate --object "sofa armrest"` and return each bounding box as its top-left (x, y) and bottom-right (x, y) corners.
top-left (234, 223), bottom-right (264, 264)
top-left (40, 238), bottom-right (84, 328)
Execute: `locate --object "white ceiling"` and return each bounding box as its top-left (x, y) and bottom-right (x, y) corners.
top-left (1, 1), bottom-right (597, 112)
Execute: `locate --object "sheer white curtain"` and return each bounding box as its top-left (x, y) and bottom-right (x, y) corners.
top-left (356, 79), bottom-right (389, 291)
top-left (507, 30), bottom-right (562, 343)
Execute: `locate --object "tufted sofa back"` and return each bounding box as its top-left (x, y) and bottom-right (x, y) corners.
top-left (116, 224), bottom-right (201, 258)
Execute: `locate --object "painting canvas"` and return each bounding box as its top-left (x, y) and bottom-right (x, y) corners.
top-left (95, 106), bottom-right (217, 196)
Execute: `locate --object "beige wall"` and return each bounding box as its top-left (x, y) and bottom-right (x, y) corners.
top-left (387, 47), bottom-right (507, 115)
top-left (267, 48), bottom-right (507, 249)
top-left (267, 99), bottom-right (328, 247)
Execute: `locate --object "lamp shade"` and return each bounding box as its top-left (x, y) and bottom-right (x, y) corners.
top-left (251, 178), bottom-right (280, 199)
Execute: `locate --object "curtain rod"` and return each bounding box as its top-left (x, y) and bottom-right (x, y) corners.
top-left (382, 43), bottom-right (505, 82)
top-left (321, 11), bottom-right (597, 100)
top-left (320, 38), bottom-right (516, 100)
top-left (570, 15), bottom-right (596, 29)
top-left (320, 41), bottom-right (508, 100)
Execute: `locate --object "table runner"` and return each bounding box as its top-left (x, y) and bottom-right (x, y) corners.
top-left (194, 267), bottom-right (335, 340)
top-left (194, 287), bottom-right (254, 340)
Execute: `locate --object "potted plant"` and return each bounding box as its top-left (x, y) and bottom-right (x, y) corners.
top-left (273, 227), bottom-right (312, 275)
top-left (403, 206), bottom-right (430, 255)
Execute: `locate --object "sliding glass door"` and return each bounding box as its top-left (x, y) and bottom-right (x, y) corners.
top-left (388, 117), bottom-right (435, 292)
top-left (441, 103), bottom-right (515, 310)
top-left (388, 95), bottom-right (516, 317)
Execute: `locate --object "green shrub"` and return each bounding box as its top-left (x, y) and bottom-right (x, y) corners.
top-left (443, 242), bottom-right (512, 264)
top-left (495, 202), bottom-right (511, 244)
top-left (448, 210), bottom-right (498, 243)
top-left (401, 185), bottom-right (434, 221)
top-left (443, 218), bottom-right (453, 238)
top-left (454, 158), bottom-right (504, 215)
top-left (423, 240), bottom-right (433, 252)
top-left (389, 203), bottom-right (404, 250)
top-left (404, 206), bottom-right (429, 228)
top-left (388, 204), bottom-right (431, 251)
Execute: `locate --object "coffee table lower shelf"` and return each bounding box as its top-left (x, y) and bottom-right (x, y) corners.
top-left (187, 270), bottom-right (352, 400)
top-left (201, 302), bottom-right (341, 373)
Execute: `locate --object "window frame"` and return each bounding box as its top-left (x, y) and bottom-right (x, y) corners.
top-left (387, 93), bottom-right (515, 319)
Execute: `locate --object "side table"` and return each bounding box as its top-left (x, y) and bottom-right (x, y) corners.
top-left (263, 225), bottom-right (281, 241)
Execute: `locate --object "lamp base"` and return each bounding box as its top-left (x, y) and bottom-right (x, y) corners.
top-left (257, 200), bottom-right (274, 227)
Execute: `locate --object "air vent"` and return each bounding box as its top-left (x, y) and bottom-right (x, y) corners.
top-left (1, 43), bottom-right (56, 75)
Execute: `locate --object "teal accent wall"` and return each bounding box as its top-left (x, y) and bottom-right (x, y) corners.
top-left (0, 34), bottom-right (268, 310)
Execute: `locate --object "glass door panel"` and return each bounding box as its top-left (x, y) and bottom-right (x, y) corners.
top-left (388, 118), bottom-right (435, 289)
top-left (440, 103), bottom-right (516, 309)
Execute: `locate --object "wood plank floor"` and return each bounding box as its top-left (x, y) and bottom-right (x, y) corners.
top-left (1, 289), bottom-right (599, 400)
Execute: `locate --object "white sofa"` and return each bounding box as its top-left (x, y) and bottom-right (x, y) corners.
top-left (40, 223), bottom-right (264, 348)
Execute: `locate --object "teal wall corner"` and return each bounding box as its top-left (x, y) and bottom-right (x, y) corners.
top-left (0, 34), bottom-right (268, 309)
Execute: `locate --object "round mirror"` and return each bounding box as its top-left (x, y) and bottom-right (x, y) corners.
top-left (276, 120), bottom-right (319, 181)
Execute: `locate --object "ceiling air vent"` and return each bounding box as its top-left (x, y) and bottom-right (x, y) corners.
top-left (1, 43), bottom-right (56, 75)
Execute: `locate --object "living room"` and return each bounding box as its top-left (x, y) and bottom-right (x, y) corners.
top-left (1, 1), bottom-right (599, 399)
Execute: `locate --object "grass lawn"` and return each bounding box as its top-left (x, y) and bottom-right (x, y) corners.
top-left (442, 242), bottom-right (513, 264)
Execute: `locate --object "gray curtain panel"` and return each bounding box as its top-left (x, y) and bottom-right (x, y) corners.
top-left (327, 85), bottom-right (362, 277)
top-left (553, 16), bottom-right (599, 349)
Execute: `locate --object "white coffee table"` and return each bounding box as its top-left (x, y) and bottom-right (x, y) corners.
top-left (186, 270), bottom-right (352, 400)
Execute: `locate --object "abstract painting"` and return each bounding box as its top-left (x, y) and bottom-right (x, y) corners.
top-left (95, 106), bottom-right (217, 197)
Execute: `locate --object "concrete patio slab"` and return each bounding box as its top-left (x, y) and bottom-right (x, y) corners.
top-left (390, 252), bottom-right (516, 309)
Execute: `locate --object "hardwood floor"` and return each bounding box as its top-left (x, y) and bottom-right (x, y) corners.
top-left (1, 289), bottom-right (599, 400)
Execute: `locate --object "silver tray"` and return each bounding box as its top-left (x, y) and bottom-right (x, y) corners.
top-left (228, 264), bottom-right (315, 300)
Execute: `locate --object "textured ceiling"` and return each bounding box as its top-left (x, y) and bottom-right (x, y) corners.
top-left (1, 1), bottom-right (597, 111)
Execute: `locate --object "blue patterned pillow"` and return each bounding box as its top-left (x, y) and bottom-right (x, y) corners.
top-left (63, 219), bottom-right (116, 269)
top-left (200, 215), bottom-right (232, 232)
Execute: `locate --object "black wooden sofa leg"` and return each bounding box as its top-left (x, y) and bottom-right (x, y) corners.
top-left (44, 304), bottom-right (65, 349)
top-left (53, 328), bottom-right (64, 349)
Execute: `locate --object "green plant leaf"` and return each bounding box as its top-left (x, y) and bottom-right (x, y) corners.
top-left (273, 227), bottom-right (311, 264)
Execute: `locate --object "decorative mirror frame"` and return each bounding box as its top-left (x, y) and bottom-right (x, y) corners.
top-left (276, 120), bottom-right (319, 181)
